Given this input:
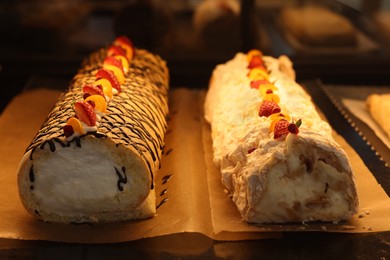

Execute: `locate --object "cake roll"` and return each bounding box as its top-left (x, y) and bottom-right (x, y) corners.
top-left (205, 50), bottom-right (359, 223)
top-left (366, 93), bottom-right (390, 138)
top-left (17, 36), bottom-right (169, 223)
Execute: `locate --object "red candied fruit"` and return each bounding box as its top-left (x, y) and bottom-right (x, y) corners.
top-left (74, 101), bottom-right (96, 126)
top-left (63, 125), bottom-right (74, 138)
top-left (107, 45), bottom-right (127, 58)
top-left (250, 79), bottom-right (270, 89)
top-left (248, 55), bottom-right (265, 70)
top-left (259, 100), bottom-right (281, 117)
top-left (114, 35), bottom-right (136, 60)
top-left (83, 84), bottom-right (105, 98)
top-left (96, 69), bottom-right (121, 92)
top-left (103, 56), bottom-right (124, 74)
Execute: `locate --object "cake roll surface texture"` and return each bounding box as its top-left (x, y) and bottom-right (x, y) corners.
top-left (18, 43), bottom-right (169, 223)
top-left (205, 52), bottom-right (358, 223)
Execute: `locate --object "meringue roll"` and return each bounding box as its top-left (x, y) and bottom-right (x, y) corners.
top-left (205, 51), bottom-right (358, 223)
top-left (17, 38), bottom-right (169, 223)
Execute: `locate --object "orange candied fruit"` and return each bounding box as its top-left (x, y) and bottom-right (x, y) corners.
top-left (263, 93), bottom-right (280, 103)
top-left (66, 117), bottom-right (86, 135)
top-left (114, 55), bottom-right (129, 73)
top-left (259, 83), bottom-right (278, 96)
top-left (103, 64), bottom-right (125, 84)
top-left (248, 67), bottom-right (270, 81)
top-left (118, 44), bottom-right (134, 61)
top-left (246, 49), bottom-right (263, 61)
top-left (85, 94), bottom-right (107, 113)
top-left (94, 78), bottom-right (113, 100)
top-left (269, 112), bottom-right (291, 122)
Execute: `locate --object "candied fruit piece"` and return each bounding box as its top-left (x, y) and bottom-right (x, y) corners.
top-left (248, 67), bottom-right (270, 81)
top-left (96, 69), bottom-right (121, 92)
top-left (263, 93), bottom-right (280, 103)
top-left (74, 102), bottom-right (96, 126)
top-left (103, 64), bottom-right (125, 85)
top-left (83, 84), bottom-right (105, 98)
top-left (104, 56), bottom-right (124, 75)
top-left (246, 49), bottom-right (263, 61)
top-left (94, 78), bottom-right (113, 99)
top-left (65, 117), bottom-right (86, 135)
top-left (259, 83), bottom-right (278, 96)
top-left (114, 36), bottom-right (135, 60)
top-left (114, 55), bottom-right (129, 73)
top-left (85, 95), bottom-right (107, 113)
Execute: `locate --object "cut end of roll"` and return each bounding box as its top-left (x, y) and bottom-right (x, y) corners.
top-left (18, 135), bottom-right (155, 223)
top-left (235, 134), bottom-right (358, 224)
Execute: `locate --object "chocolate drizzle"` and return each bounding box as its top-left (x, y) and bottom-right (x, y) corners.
top-left (24, 48), bottom-right (169, 191)
top-left (156, 198), bottom-right (168, 209)
top-left (156, 174), bottom-right (173, 210)
top-left (164, 148), bottom-right (173, 156)
top-left (114, 166), bottom-right (128, 191)
top-left (40, 140), bottom-right (56, 152)
top-left (29, 166), bottom-right (35, 190)
top-left (29, 166), bottom-right (35, 182)
top-left (162, 174), bottom-right (173, 185)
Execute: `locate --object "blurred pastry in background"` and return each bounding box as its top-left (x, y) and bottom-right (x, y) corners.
top-left (193, 0), bottom-right (241, 52)
top-left (16, 0), bottom-right (89, 30)
top-left (366, 93), bottom-right (390, 138)
top-left (373, 11), bottom-right (390, 50)
top-left (279, 5), bottom-right (357, 47)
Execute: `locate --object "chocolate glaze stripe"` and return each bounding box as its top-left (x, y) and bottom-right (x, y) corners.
top-left (25, 47), bottom-right (169, 190)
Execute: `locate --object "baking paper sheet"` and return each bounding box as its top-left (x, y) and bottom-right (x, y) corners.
top-left (0, 88), bottom-right (389, 244)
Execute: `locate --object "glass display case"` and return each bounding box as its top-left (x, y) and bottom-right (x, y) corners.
top-left (0, 0), bottom-right (389, 258)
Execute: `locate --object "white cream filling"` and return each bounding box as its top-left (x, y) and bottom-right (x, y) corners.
top-left (248, 158), bottom-right (350, 223)
top-left (32, 141), bottom-right (146, 216)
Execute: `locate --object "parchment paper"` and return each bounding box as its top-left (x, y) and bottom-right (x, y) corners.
top-left (200, 92), bottom-right (390, 234)
top-left (0, 88), bottom-right (389, 244)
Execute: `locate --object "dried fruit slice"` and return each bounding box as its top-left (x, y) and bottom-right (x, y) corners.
top-left (82, 84), bottom-right (105, 98)
top-left (65, 117), bottom-right (86, 136)
top-left (269, 112), bottom-right (291, 122)
top-left (273, 119), bottom-right (290, 139)
top-left (246, 49), bottom-right (263, 61)
top-left (63, 125), bottom-right (74, 138)
top-left (114, 36), bottom-right (135, 60)
top-left (107, 45), bottom-right (127, 58)
top-left (248, 55), bottom-right (265, 70)
top-left (74, 101), bottom-right (96, 126)
top-left (269, 116), bottom-right (288, 133)
top-left (250, 79), bottom-right (270, 89)
top-left (259, 100), bottom-right (281, 117)
top-left (93, 78), bottom-right (113, 99)
top-left (96, 69), bottom-right (121, 92)
top-left (258, 83), bottom-right (278, 95)
top-left (114, 55), bottom-right (129, 73)
top-left (104, 64), bottom-right (125, 85)
top-left (263, 93), bottom-right (280, 103)
top-left (103, 56), bottom-right (124, 75)
top-left (248, 67), bottom-right (270, 81)
top-left (273, 119), bottom-right (300, 139)
top-left (85, 94), bottom-right (107, 113)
